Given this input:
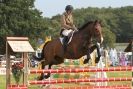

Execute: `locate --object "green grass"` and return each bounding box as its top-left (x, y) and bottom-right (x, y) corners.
top-left (107, 71), bottom-right (132, 86)
top-left (0, 75), bottom-right (6, 89)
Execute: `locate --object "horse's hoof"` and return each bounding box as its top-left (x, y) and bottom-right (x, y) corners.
top-left (83, 59), bottom-right (89, 64)
top-left (37, 76), bottom-right (43, 80)
top-left (95, 57), bottom-right (100, 63)
top-left (44, 75), bottom-right (50, 79)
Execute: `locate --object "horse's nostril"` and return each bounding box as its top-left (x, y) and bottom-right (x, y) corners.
top-left (95, 29), bottom-right (98, 32)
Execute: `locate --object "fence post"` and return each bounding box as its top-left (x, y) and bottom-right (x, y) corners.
top-left (131, 42), bottom-right (133, 87)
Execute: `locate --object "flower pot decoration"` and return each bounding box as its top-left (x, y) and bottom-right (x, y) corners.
top-left (11, 62), bottom-right (23, 85)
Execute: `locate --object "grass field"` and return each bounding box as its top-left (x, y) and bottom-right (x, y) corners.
top-left (0, 70), bottom-right (132, 89)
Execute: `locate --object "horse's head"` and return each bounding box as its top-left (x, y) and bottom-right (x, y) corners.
top-left (91, 20), bottom-right (103, 44)
top-left (78, 20), bottom-right (103, 44)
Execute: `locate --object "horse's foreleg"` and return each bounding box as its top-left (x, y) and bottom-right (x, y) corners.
top-left (87, 44), bottom-right (101, 63)
top-left (84, 49), bottom-right (91, 64)
top-left (84, 45), bottom-right (97, 64)
top-left (95, 43), bottom-right (101, 63)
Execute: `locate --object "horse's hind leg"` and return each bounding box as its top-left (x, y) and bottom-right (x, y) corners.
top-left (38, 61), bottom-right (48, 80)
top-left (43, 64), bottom-right (52, 79)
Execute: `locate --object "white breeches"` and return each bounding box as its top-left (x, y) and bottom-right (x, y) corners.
top-left (62, 29), bottom-right (73, 36)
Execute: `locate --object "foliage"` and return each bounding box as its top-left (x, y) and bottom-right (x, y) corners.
top-left (0, 0), bottom-right (46, 54)
top-left (11, 62), bottom-right (23, 84)
top-left (102, 28), bottom-right (116, 48)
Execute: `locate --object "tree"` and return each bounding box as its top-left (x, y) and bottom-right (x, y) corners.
top-left (0, 0), bottom-right (46, 54)
top-left (102, 28), bottom-right (116, 47)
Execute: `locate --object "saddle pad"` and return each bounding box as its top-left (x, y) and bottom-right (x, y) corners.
top-left (59, 31), bottom-right (74, 45)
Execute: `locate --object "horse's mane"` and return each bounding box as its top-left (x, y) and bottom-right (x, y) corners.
top-left (79, 21), bottom-right (93, 31)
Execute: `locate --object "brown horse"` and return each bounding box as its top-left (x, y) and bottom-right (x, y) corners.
top-left (124, 40), bottom-right (132, 52)
top-left (34, 20), bottom-right (103, 80)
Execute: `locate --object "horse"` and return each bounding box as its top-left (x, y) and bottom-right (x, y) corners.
top-left (124, 40), bottom-right (132, 52)
top-left (34, 20), bottom-right (103, 80)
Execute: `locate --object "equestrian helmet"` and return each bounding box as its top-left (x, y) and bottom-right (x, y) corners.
top-left (65, 5), bottom-right (73, 11)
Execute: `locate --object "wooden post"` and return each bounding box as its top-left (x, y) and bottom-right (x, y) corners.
top-left (91, 49), bottom-right (96, 66)
top-left (23, 53), bottom-right (28, 85)
top-left (105, 50), bottom-right (108, 68)
top-left (105, 57), bottom-right (108, 68)
top-left (6, 41), bottom-right (11, 89)
top-left (131, 42), bottom-right (133, 88)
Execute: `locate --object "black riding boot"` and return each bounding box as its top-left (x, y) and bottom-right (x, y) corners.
top-left (63, 36), bottom-right (68, 51)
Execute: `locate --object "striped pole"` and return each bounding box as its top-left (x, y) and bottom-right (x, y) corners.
top-left (29, 67), bottom-right (133, 74)
top-left (50, 85), bottom-right (131, 89)
top-left (29, 77), bottom-right (132, 85)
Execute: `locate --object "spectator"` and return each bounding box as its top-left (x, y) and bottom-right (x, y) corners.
top-left (109, 48), bottom-right (118, 66)
top-left (119, 52), bottom-right (126, 66)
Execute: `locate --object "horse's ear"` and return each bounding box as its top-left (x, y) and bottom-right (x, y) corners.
top-left (99, 20), bottom-right (103, 27)
top-left (94, 20), bottom-right (98, 24)
top-left (94, 20), bottom-right (102, 25)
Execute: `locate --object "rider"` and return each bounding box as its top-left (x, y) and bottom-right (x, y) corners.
top-left (60, 5), bottom-right (101, 63)
top-left (61, 5), bottom-right (77, 51)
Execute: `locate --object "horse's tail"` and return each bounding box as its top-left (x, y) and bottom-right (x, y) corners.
top-left (32, 55), bottom-right (43, 61)
top-left (33, 41), bottom-right (50, 61)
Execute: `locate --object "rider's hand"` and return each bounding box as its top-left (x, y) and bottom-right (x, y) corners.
top-left (72, 25), bottom-right (78, 31)
top-left (74, 28), bottom-right (78, 32)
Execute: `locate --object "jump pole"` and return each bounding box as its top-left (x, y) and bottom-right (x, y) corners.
top-left (28, 77), bottom-right (132, 85)
top-left (29, 67), bottom-right (133, 74)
